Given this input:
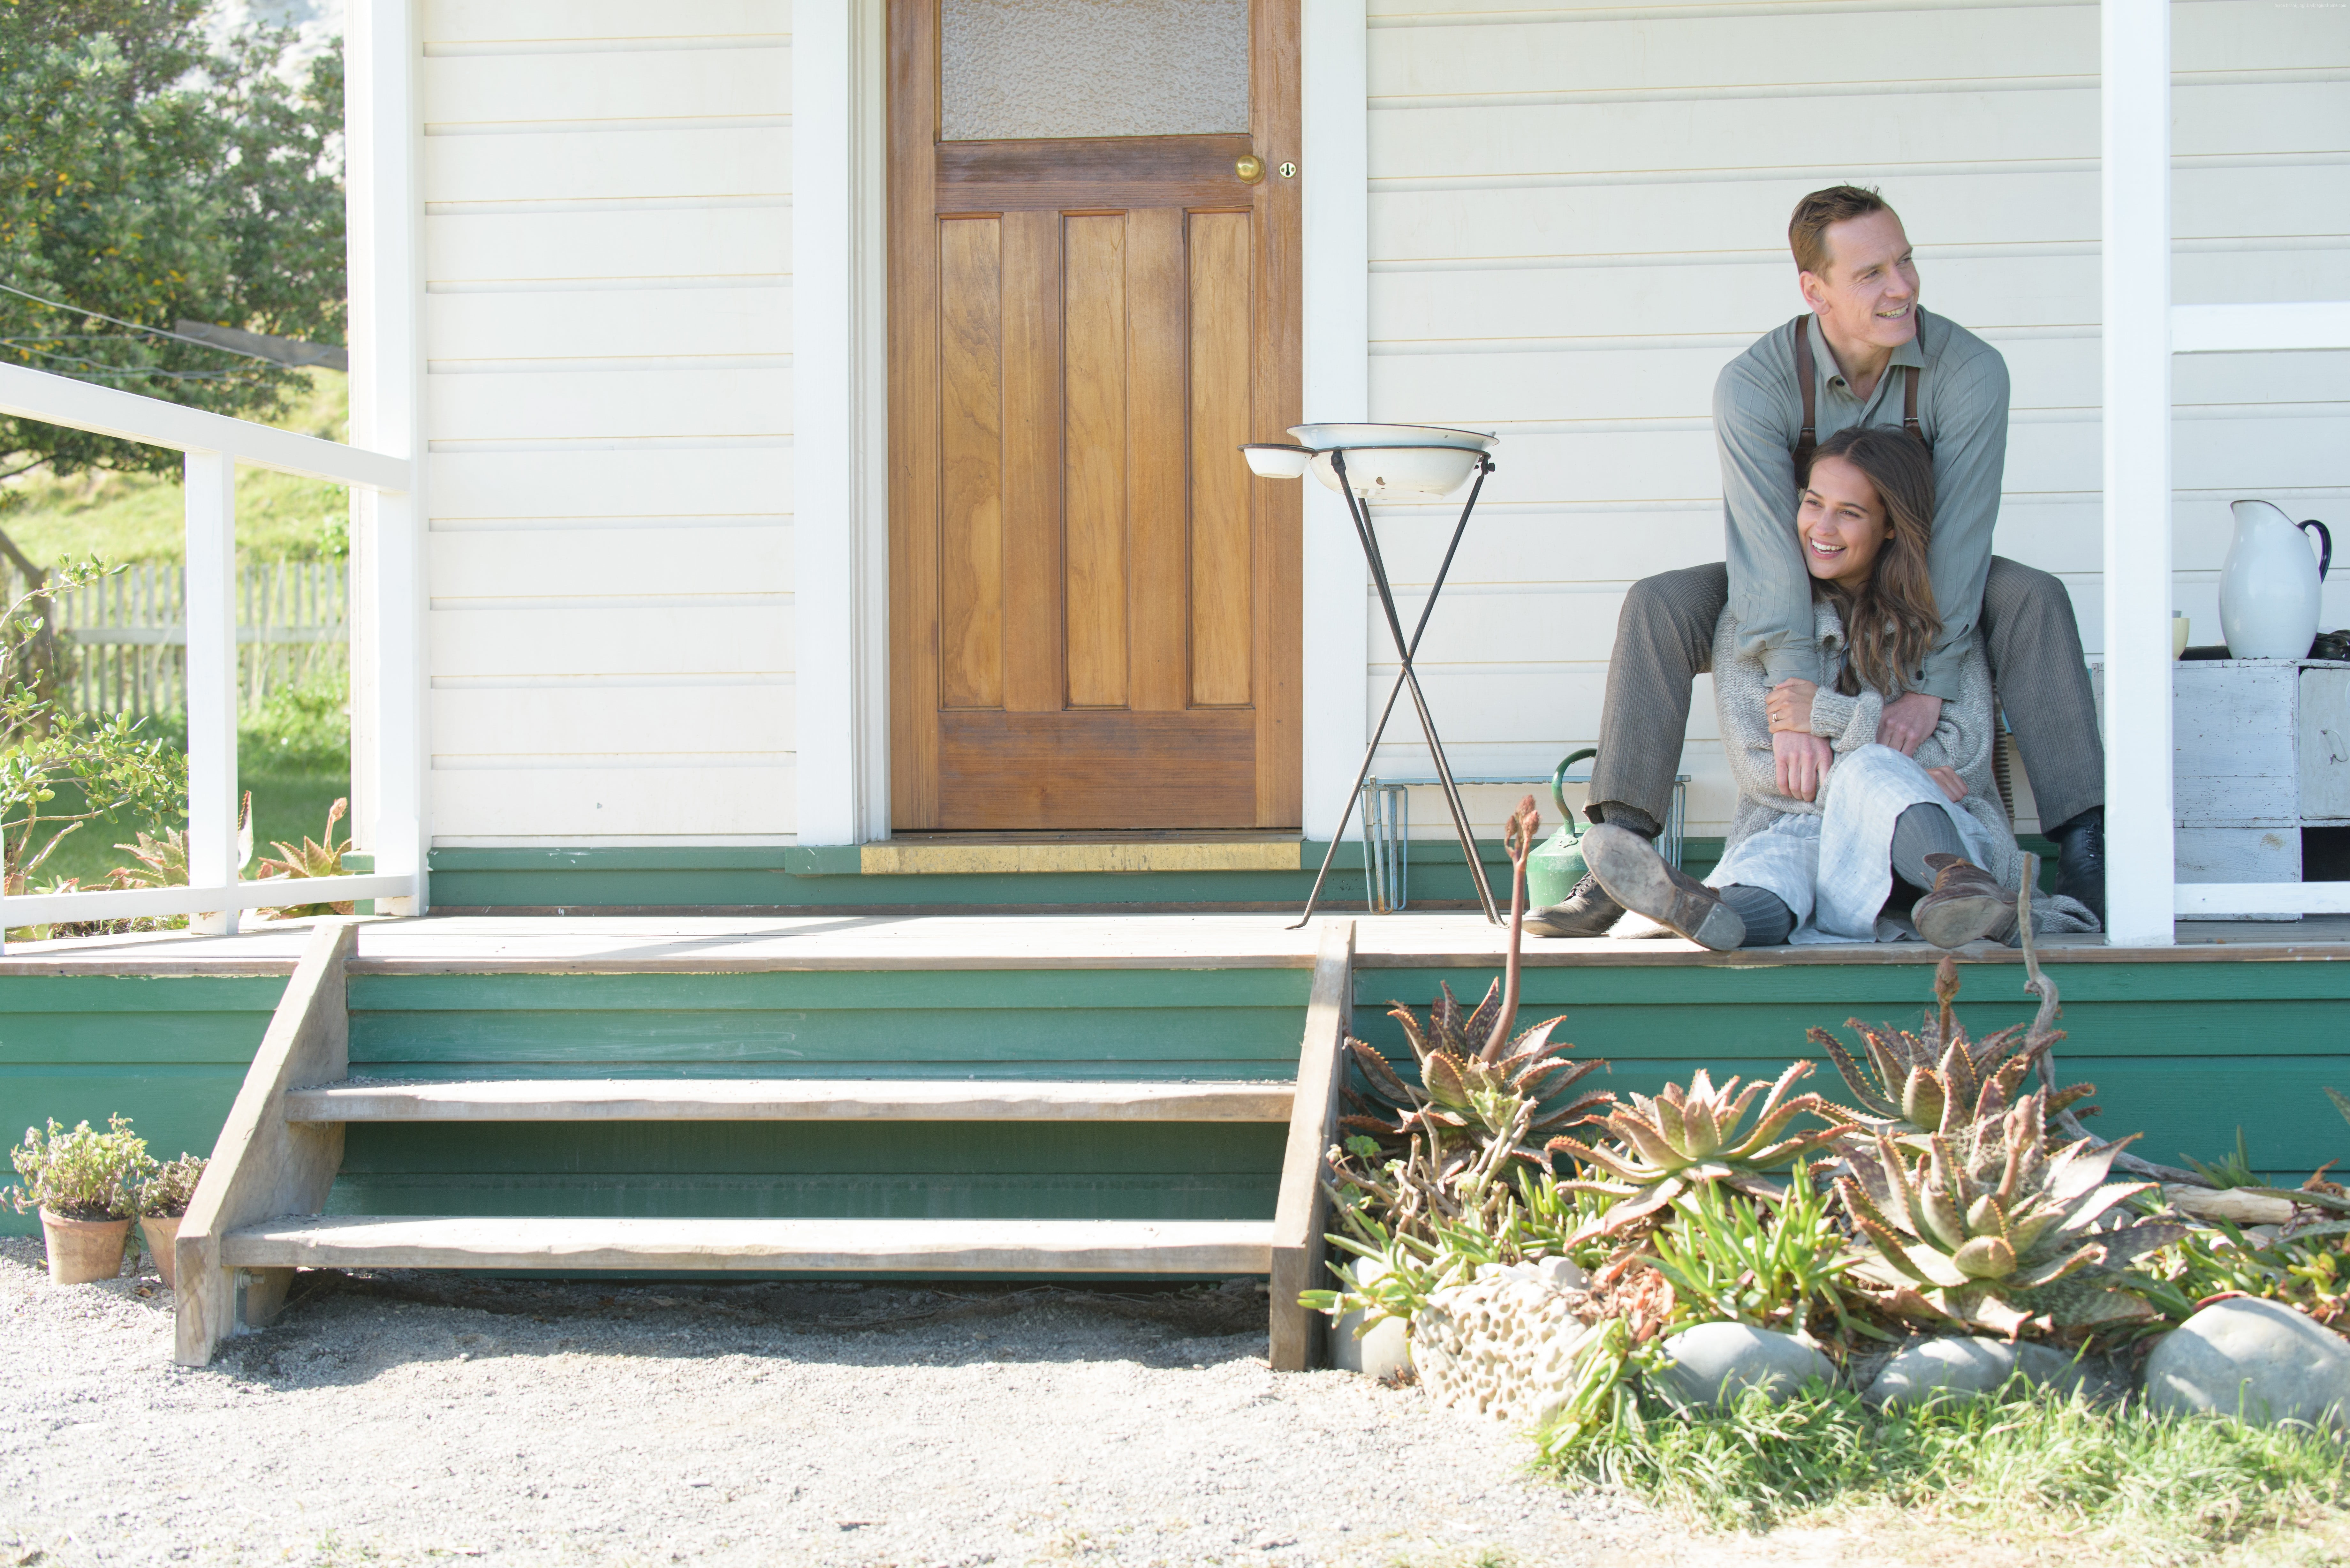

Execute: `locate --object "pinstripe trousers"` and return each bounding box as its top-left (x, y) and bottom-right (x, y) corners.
top-left (1586, 558), bottom-right (2106, 837)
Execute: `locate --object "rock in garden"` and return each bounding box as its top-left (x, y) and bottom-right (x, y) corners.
top-left (1652, 1323), bottom-right (1836, 1409)
top-left (2013, 1341), bottom-right (2127, 1402)
top-left (1866, 1335), bottom-right (2017, 1409)
top-left (2145, 1297), bottom-right (2350, 1429)
top-left (1412, 1261), bottom-right (1598, 1428)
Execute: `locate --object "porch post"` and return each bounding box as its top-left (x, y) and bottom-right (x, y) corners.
top-left (2099, 0), bottom-right (2175, 947)
top-left (184, 450), bottom-right (240, 935)
top-left (346, 0), bottom-right (428, 912)
top-left (793, 0), bottom-right (888, 845)
top-left (1299, 0), bottom-right (1370, 842)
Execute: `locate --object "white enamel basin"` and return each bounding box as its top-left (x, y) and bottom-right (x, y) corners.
top-left (1309, 444), bottom-right (1484, 499)
top-left (1288, 422), bottom-right (1496, 453)
top-left (1240, 442), bottom-right (1315, 479)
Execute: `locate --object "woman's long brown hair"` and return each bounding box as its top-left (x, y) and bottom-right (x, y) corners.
top-left (1804, 425), bottom-right (1940, 697)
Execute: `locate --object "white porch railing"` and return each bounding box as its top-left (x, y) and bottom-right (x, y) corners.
top-left (0, 362), bottom-right (419, 935)
top-left (2103, 1), bottom-right (2350, 942)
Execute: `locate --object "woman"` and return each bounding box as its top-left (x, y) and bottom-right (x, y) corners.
top-left (1691, 425), bottom-right (2095, 948)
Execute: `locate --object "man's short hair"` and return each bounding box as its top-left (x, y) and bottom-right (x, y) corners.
top-left (1789, 185), bottom-right (1896, 278)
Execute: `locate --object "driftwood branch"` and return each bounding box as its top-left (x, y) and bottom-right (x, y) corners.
top-left (2013, 852), bottom-right (2210, 1186)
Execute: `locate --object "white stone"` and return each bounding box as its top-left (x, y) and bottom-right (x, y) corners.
top-left (2145, 1298), bottom-right (2350, 1429)
top-left (1333, 1257), bottom-right (1412, 1381)
top-left (1411, 1262), bottom-right (1600, 1429)
top-left (1866, 1336), bottom-right (2018, 1409)
top-left (1532, 1255), bottom-right (1588, 1292)
top-left (1652, 1323), bottom-right (1837, 1409)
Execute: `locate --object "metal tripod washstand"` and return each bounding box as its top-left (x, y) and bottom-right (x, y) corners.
top-left (1242, 426), bottom-right (1503, 928)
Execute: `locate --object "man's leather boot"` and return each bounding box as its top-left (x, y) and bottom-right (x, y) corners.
top-left (2048, 808), bottom-right (2105, 921)
top-left (1523, 872), bottom-right (1625, 938)
top-left (1913, 852), bottom-right (2019, 949)
top-left (1579, 823), bottom-right (1746, 951)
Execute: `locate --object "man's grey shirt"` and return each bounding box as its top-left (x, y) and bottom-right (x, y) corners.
top-left (1713, 306), bottom-right (2010, 701)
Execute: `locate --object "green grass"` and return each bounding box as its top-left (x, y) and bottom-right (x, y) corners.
top-left (0, 369), bottom-right (351, 565)
top-left (1548, 1382), bottom-right (2350, 1562)
top-left (18, 681), bottom-right (352, 897)
top-left (26, 764), bottom-right (348, 893)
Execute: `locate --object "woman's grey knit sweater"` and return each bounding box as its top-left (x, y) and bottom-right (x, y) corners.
top-left (1711, 596), bottom-right (2024, 891)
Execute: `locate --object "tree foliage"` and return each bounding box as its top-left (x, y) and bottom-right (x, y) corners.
top-left (0, 558), bottom-right (185, 888)
top-left (0, 0), bottom-right (345, 478)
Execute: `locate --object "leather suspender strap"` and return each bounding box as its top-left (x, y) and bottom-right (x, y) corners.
top-left (1788, 312), bottom-right (1932, 489)
top-left (1791, 314), bottom-right (1817, 480)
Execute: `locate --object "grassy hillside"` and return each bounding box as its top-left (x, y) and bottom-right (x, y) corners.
top-left (0, 370), bottom-right (352, 565)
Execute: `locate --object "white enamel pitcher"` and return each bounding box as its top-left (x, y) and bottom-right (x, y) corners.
top-left (2221, 499), bottom-right (2332, 660)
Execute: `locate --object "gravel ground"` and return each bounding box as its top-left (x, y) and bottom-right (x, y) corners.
top-left (0, 1235), bottom-right (1805, 1568)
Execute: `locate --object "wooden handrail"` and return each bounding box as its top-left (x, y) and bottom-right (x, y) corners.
top-left (174, 919), bottom-right (361, 1366)
top-left (1268, 919), bottom-right (1355, 1371)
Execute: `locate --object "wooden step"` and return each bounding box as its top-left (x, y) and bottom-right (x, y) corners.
top-left (219, 1215), bottom-right (1274, 1273)
top-left (282, 1077), bottom-right (1295, 1124)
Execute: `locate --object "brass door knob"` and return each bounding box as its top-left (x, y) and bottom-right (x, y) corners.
top-left (1235, 154), bottom-right (1266, 184)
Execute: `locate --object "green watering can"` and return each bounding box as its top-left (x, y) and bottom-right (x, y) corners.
top-left (1525, 748), bottom-right (1598, 908)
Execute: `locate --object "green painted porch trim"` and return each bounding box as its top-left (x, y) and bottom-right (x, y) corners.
top-left (0, 974), bottom-right (287, 1236)
top-left (421, 839), bottom-right (1737, 909)
top-left (1355, 957), bottom-right (2350, 1182)
top-left (347, 968), bottom-right (1314, 1082)
top-left (348, 969), bottom-right (1311, 1010)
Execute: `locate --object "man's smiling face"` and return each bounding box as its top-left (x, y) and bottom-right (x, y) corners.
top-left (1800, 209), bottom-right (1920, 354)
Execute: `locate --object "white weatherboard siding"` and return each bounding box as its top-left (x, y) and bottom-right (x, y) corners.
top-left (419, 0), bottom-right (794, 844)
top-left (1362, 0), bottom-right (2349, 840)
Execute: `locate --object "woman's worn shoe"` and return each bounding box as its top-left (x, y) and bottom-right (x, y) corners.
top-left (1913, 852), bottom-right (2019, 949)
top-left (1580, 823), bottom-right (1746, 951)
top-left (1523, 872), bottom-right (1625, 938)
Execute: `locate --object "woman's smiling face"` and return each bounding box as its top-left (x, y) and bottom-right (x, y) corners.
top-left (1798, 452), bottom-right (1891, 587)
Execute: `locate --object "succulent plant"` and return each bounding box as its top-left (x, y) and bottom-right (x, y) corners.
top-left (1342, 798), bottom-right (1611, 1182)
top-left (1344, 988), bottom-right (1611, 1165)
top-left (1836, 1087), bottom-right (2187, 1333)
top-left (1810, 955), bottom-right (2096, 1145)
top-left (1331, 798), bottom-right (1614, 1243)
top-left (1548, 1062), bottom-right (1853, 1241)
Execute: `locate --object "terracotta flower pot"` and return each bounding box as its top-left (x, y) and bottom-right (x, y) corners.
top-left (140, 1214), bottom-right (183, 1289)
top-left (40, 1210), bottom-right (131, 1285)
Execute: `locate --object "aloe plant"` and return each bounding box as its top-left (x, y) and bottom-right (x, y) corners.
top-left (1548, 1062), bottom-right (1853, 1241)
top-left (255, 795), bottom-right (355, 917)
top-left (1339, 797), bottom-right (1612, 1187)
top-left (1836, 1087), bottom-right (2186, 1333)
top-left (1810, 955), bottom-right (2096, 1145)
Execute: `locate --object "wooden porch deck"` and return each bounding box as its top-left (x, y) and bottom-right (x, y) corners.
top-left (9, 910), bottom-right (2348, 1282)
top-left (8, 908), bottom-right (2350, 974)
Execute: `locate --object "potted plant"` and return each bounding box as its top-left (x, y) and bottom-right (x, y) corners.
top-left (131, 1153), bottom-right (207, 1289)
top-left (5, 1116), bottom-right (150, 1284)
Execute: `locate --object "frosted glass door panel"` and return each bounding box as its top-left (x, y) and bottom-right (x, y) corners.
top-left (940, 0), bottom-right (1248, 141)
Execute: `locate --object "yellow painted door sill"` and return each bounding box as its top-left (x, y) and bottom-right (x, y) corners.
top-left (859, 837), bottom-right (1304, 875)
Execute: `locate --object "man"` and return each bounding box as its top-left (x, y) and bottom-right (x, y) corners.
top-left (1530, 185), bottom-right (2106, 945)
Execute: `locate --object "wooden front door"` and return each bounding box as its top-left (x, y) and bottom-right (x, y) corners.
top-left (886, 0), bottom-right (1301, 832)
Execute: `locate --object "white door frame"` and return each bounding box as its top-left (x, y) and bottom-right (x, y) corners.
top-left (791, 0), bottom-right (1370, 845)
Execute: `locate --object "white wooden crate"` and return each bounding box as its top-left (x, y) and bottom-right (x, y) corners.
top-left (2169, 660), bottom-right (2350, 917)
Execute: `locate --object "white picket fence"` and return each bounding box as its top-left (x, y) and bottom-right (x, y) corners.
top-left (11, 560), bottom-right (347, 717)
